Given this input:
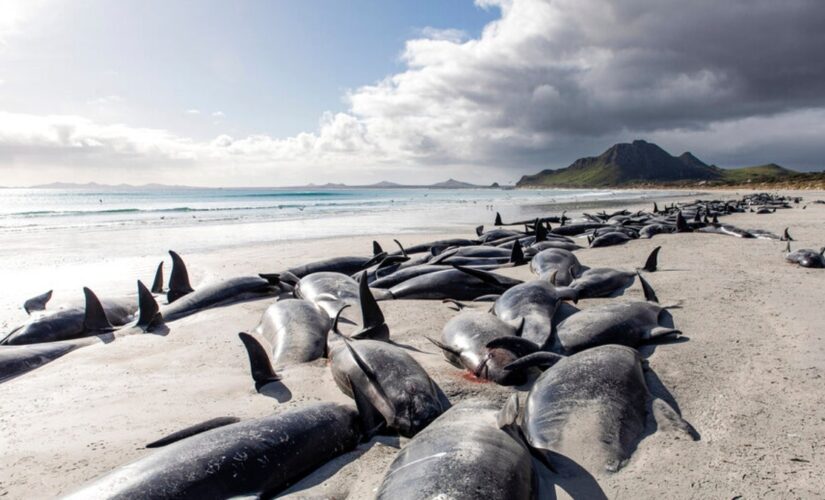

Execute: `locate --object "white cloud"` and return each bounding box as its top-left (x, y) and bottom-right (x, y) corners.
top-left (0, 0), bottom-right (48, 47)
top-left (2, 0), bottom-right (825, 185)
top-left (185, 109), bottom-right (201, 115)
top-left (87, 95), bottom-right (123, 106)
top-left (417, 27), bottom-right (468, 43)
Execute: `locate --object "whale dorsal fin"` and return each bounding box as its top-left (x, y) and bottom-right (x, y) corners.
top-left (393, 239), bottom-right (408, 258)
top-left (425, 335), bottom-right (461, 357)
top-left (372, 240), bottom-right (384, 256)
top-left (509, 240), bottom-right (524, 264)
top-left (237, 332), bottom-right (280, 391)
top-left (475, 225), bottom-right (484, 236)
top-left (351, 272), bottom-right (389, 341)
top-left (150, 262), bottom-right (164, 294)
top-left (642, 246), bottom-right (661, 272)
top-left (137, 280), bottom-right (162, 331)
top-left (83, 287), bottom-right (113, 332)
top-left (167, 251), bottom-right (194, 303)
top-left (145, 416), bottom-right (240, 448)
top-left (675, 212), bottom-right (690, 232)
top-left (495, 212), bottom-right (503, 226)
top-left (534, 218), bottom-right (547, 242)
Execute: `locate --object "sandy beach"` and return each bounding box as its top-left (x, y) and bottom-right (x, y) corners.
top-left (2, 190), bottom-right (824, 499)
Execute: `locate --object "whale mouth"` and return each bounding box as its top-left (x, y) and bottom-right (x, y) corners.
top-left (474, 356), bottom-right (490, 380)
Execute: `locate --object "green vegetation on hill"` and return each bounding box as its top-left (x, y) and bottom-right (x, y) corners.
top-left (516, 140), bottom-right (812, 188)
top-left (717, 164), bottom-right (793, 183)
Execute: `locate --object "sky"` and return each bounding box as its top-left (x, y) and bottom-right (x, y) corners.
top-left (0, 0), bottom-right (824, 187)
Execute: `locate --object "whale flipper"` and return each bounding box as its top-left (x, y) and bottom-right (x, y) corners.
top-left (503, 351), bottom-right (564, 372)
top-left (638, 272), bottom-right (659, 303)
top-left (342, 340), bottom-right (396, 426)
top-left (145, 416), bottom-right (240, 448)
top-left (167, 250), bottom-right (194, 303)
top-left (485, 336), bottom-right (539, 357)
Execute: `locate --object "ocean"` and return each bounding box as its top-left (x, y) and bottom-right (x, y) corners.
top-left (0, 186), bottom-right (668, 239)
top-left (0, 185), bottom-right (682, 327)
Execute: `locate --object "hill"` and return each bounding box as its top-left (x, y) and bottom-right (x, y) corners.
top-left (717, 163), bottom-right (793, 183)
top-left (517, 140), bottom-right (722, 187)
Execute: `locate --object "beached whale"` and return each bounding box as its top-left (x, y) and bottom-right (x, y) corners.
top-left (385, 265), bottom-right (522, 301)
top-left (284, 242), bottom-right (386, 278)
top-left (1, 281), bottom-right (162, 382)
top-left (252, 298), bottom-right (331, 367)
top-left (492, 278), bottom-right (578, 348)
top-left (330, 339), bottom-right (445, 437)
top-left (63, 403), bottom-right (373, 499)
top-left (289, 271), bottom-right (360, 319)
top-left (158, 251), bottom-right (283, 323)
top-left (567, 248), bottom-right (660, 299)
top-left (530, 248), bottom-right (583, 285)
top-left (784, 242), bottom-right (825, 268)
top-left (555, 275), bottom-right (679, 353)
top-left (429, 311), bottom-right (558, 385)
top-left (375, 397), bottom-right (535, 500)
top-left (519, 344), bottom-right (696, 472)
top-left (238, 272), bottom-right (390, 389)
top-left (589, 231), bottom-right (632, 248)
top-left (389, 238), bottom-right (479, 256)
top-left (2, 288), bottom-right (137, 345)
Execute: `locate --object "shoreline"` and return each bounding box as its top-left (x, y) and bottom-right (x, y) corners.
top-left (2, 189), bottom-right (824, 498)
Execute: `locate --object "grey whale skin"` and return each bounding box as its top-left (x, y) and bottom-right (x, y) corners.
top-left (493, 280), bottom-right (577, 348)
top-left (520, 344), bottom-right (695, 472)
top-left (376, 399), bottom-right (535, 500)
top-left (253, 298), bottom-right (331, 367)
top-left (63, 403), bottom-right (363, 500)
top-left (160, 275), bottom-right (279, 322)
top-left (2, 296), bottom-right (136, 345)
top-left (555, 301), bottom-right (679, 353)
top-left (329, 339), bottom-right (444, 437)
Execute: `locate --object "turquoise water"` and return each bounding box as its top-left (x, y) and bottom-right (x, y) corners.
top-left (0, 187), bottom-right (646, 233)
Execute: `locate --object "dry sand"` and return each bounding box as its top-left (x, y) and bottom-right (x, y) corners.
top-left (1, 190), bottom-right (824, 498)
